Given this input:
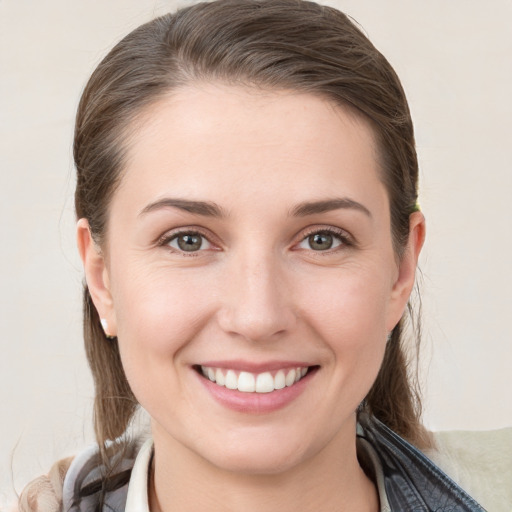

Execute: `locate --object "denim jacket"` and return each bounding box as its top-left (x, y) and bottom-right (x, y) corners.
top-left (357, 414), bottom-right (485, 511)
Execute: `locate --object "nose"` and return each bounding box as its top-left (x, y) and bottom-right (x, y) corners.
top-left (216, 251), bottom-right (296, 342)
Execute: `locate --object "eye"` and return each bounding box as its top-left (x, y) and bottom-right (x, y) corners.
top-left (166, 232), bottom-right (212, 252)
top-left (297, 229), bottom-right (346, 251)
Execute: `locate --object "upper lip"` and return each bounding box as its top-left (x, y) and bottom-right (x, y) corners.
top-left (196, 360), bottom-right (315, 373)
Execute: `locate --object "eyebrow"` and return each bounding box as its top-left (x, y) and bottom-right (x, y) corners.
top-left (139, 196), bottom-right (370, 219)
top-left (290, 198), bottom-right (372, 218)
top-left (139, 198), bottom-right (226, 218)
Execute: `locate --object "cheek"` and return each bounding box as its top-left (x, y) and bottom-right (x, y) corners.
top-left (298, 264), bottom-right (391, 341)
top-left (297, 267), bottom-right (390, 397)
top-left (110, 266), bottom-right (216, 387)
top-left (111, 274), bottom-right (219, 420)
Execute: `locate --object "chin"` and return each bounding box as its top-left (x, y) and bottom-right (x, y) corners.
top-left (207, 447), bottom-right (305, 476)
top-left (193, 427), bottom-right (323, 476)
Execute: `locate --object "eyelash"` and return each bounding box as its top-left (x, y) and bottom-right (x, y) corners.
top-left (296, 226), bottom-right (353, 252)
top-left (157, 228), bottom-right (215, 256)
top-left (157, 226), bottom-right (353, 255)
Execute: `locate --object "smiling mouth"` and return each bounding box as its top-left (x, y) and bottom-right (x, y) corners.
top-left (195, 365), bottom-right (317, 393)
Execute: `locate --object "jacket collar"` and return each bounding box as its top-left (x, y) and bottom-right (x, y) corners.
top-left (357, 413), bottom-right (485, 511)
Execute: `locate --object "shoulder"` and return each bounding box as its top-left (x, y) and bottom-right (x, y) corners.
top-left (424, 427), bottom-right (512, 512)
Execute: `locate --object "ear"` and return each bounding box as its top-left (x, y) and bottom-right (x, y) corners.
top-left (76, 218), bottom-right (117, 337)
top-left (386, 211), bottom-right (426, 331)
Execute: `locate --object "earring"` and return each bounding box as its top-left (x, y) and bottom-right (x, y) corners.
top-left (100, 318), bottom-right (116, 340)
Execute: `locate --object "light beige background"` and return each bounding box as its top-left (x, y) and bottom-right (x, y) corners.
top-left (1, 0), bottom-right (511, 507)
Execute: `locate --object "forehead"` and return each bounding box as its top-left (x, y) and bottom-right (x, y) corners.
top-left (115, 84), bottom-right (385, 215)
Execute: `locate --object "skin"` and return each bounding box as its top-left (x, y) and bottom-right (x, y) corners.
top-left (78, 84), bottom-right (425, 512)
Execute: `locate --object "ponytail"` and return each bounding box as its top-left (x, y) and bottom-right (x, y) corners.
top-left (18, 457), bottom-right (73, 512)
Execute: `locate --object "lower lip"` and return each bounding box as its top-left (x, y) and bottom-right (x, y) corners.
top-left (196, 369), bottom-right (316, 414)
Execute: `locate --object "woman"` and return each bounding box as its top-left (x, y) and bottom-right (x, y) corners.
top-left (18, 0), bottom-right (509, 511)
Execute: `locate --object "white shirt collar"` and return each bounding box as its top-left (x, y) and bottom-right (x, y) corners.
top-left (125, 438), bottom-right (153, 512)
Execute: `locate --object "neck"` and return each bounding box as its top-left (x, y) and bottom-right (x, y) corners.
top-left (149, 422), bottom-right (379, 512)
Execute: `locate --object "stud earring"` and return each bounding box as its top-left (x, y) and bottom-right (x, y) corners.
top-left (100, 318), bottom-right (116, 340)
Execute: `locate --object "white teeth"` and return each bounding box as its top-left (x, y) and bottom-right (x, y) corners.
top-left (200, 365), bottom-right (310, 393)
top-left (238, 371), bottom-right (255, 392)
top-left (255, 372), bottom-right (274, 393)
top-left (225, 369), bottom-right (238, 389)
top-left (274, 370), bottom-right (286, 390)
top-left (215, 368), bottom-right (225, 386)
top-left (285, 369), bottom-right (296, 387)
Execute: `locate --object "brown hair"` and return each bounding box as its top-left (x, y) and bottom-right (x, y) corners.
top-left (75, 0), bottom-right (428, 466)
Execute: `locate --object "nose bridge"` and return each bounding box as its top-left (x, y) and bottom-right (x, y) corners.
top-left (218, 246), bottom-right (295, 341)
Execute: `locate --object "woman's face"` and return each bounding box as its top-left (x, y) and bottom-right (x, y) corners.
top-left (80, 84), bottom-right (423, 474)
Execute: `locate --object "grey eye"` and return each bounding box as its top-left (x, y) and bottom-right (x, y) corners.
top-left (169, 233), bottom-right (210, 252)
top-left (297, 231), bottom-right (343, 251)
top-left (308, 233), bottom-right (333, 250)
